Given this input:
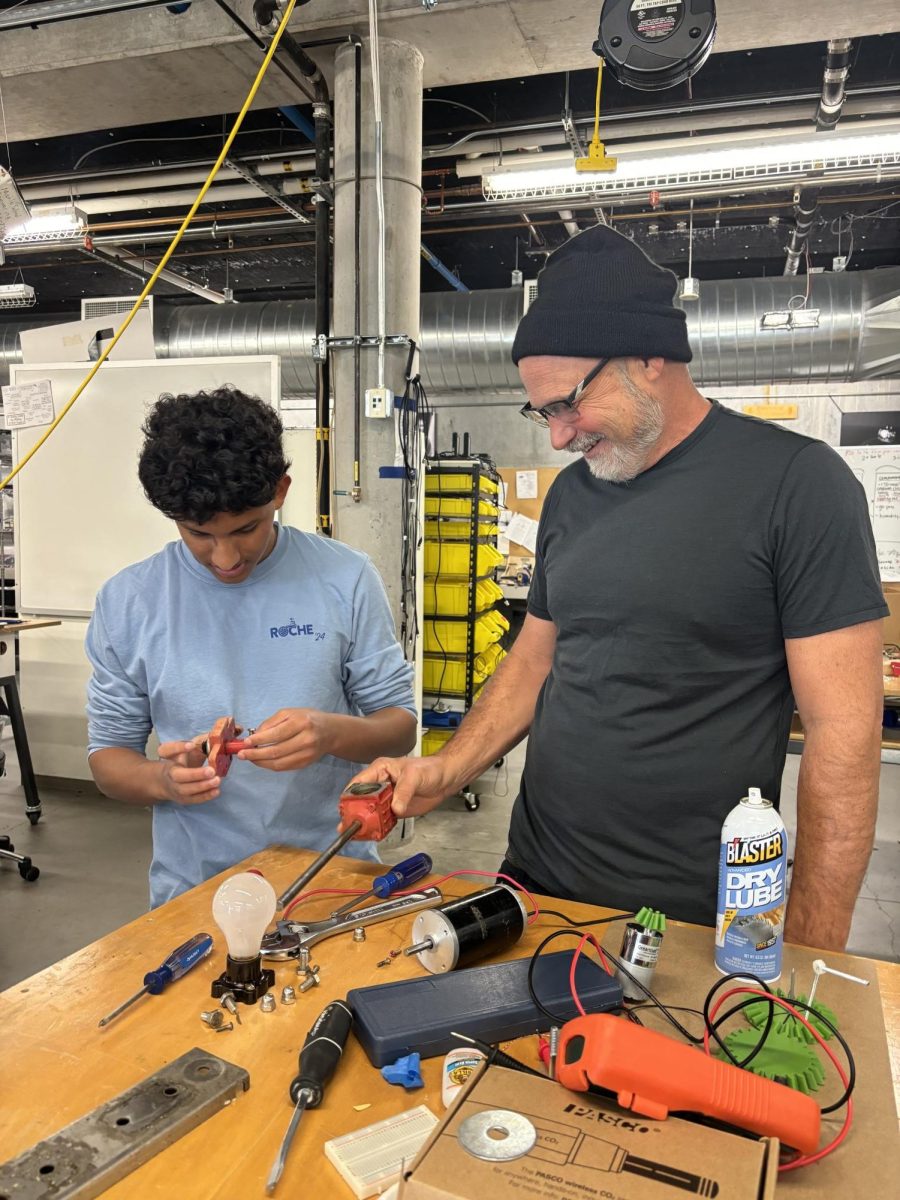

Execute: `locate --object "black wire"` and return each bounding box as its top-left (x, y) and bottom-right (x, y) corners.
top-left (702, 972), bottom-right (776, 1069)
top-left (702, 980), bottom-right (856, 1113)
top-left (538, 908), bottom-right (635, 929)
top-left (526, 928), bottom-right (703, 1045)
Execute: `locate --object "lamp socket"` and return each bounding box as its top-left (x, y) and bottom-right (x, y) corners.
top-left (365, 386), bottom-right (394, 419)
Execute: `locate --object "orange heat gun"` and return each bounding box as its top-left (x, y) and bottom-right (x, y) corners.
top-left (557, 1014), bottom-right (821, 1154)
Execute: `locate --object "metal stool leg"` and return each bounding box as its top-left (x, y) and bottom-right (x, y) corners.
top-left (2, 677), bottom-right (41, 825)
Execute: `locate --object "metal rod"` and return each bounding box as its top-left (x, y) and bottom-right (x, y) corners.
top-left (353, 38), bottom-right (362, 504)
top-left (277, 821), bottom-right (362, 910)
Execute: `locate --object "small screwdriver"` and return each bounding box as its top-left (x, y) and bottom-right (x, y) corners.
top-left (98, 932), bottom-right (214, 1028)
top-left (266, 999), bottom-right (353, 1194)
top-left (331, 852), bottom-right (433, 917)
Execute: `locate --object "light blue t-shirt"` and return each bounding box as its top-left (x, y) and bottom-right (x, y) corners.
top-left (85, 525), bottom-right (416, 907)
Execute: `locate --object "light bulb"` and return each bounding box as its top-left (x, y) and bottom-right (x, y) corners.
top-left (212, 871), bottom-right (276, 960)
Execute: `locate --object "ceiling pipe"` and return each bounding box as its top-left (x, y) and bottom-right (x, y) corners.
top-left (0, 0), bottom-right (176, 31)
top-left (83, 243), bottom-right (229, 303)
top-left (557, 210), bottom-right (581, 238)
top-left (816, 39), bottom-right (854, 132)
top-left (783, 188), bottom-right (820, 276)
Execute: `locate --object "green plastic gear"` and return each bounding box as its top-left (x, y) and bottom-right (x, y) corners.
top-left (716, 1027), bottom-right (826, 1094)
top-left (743, 991), bottom-right (837, 1043)
top-left (634, 906), bottom-right (666, 932)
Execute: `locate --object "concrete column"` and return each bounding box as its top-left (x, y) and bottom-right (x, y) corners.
top-left (332, 37), bottom-right (424, 623)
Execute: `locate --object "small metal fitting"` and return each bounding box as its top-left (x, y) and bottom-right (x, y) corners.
top-left (214, 1022), bottom-right (234, 1032)
top-left (260, 993), bottom-right (277, 1012)
top-left (353, 927), bottom-right (366, 943)
top-left (281, 986), bottom-right (296, 1005)
top-left (422, 0), bottom-right (438, 9)
top-left (296, 946), bottom-right (311, 974)
top-left (219, 991), bottom-right (242, 1025)
top-left (299, 965), bottom-right (321, 993)
top-left (200, 1009), bottom-right (226, 1030)
top-left (376, 957), bottom-right (392, 968)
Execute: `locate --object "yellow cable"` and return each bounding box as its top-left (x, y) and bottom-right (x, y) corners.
top-left (1, 0), bottom-right (299, 492)
top-left (592, 59), bottom-right (604, 149)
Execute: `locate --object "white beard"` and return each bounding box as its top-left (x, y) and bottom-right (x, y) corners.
top-left (568, 386), bottom-right (665, 483)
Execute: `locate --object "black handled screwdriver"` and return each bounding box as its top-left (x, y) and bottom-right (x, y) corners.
top-left (265, 998), bottom-right (354, 1194)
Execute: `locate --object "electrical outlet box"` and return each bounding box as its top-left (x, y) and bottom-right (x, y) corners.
top-left (365, 386), bottom-right (394, 419)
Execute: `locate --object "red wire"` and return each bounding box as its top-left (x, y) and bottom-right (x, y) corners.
top-left (706, 986), bottom-right (853, 1171)
top-left (282, 870), bottom-right (540, 922)
top-left (569, 932), bottom-right (615, 1015)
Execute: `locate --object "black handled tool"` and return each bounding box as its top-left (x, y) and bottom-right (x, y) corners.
top-left (265, 999), bottom-right (353, 1194)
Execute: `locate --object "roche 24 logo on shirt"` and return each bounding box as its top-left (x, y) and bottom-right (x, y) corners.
top-left (269, 618), bottom-right (325, 640)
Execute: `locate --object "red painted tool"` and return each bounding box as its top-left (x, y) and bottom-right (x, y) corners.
top-left (277, 782), bottom-right (398, 910)
top-left (338, 780), bottom-right (397, 841)
top-left (202, 716), bottom-right (248, 778)
top-left (557, 1013), bottom-right (821, 1154)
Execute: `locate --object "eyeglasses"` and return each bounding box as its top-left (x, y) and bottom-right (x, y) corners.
top-left (519, 358), bottom-right (610, 428)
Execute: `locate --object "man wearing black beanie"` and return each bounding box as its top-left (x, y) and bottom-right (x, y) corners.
top-left (353, 225), bottom-right (886, 954)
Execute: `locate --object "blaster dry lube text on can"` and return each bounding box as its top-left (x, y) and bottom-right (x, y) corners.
top-left (715, 787), bottom-right (787, 982)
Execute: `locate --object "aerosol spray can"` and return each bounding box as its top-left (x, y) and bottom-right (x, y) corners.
top-left (715, 787), bottom-right (787, 982)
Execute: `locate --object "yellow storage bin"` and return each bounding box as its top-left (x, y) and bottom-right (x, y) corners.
top-left (424, 611), bottom-right (509, 654)
top-left (424, 496), bottom-right (499, 518)
top-left (425, 577), bottom-right (503, 617)
top-left (422, 643), bottom-right (506, 694)
top-left (422, 728), bottom-right (455, 756)
top-left (424, 518), bottom-right (499, 541)
top-left (424, 540), bottom-right (504, 578)
top-left (425, 472), bottom-right (499, 496)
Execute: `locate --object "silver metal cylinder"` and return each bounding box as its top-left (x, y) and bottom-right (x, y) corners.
top-left (615, 922), bottom-right (663, 1001)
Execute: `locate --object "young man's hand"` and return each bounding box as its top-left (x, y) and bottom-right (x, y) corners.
top-left (157, 739), bottom-right (221, 805)
top-left (237, 708), bottom-right (333, 772)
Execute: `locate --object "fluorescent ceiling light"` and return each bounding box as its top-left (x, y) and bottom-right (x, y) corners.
top-left (482, 130), bottom-right (900, 201)
top-left (0, 166), bottom-right (31, 238)
top-left (0, 282), bottom-right (37, 310)
top-left (2, 202), bottom-right (87, 245)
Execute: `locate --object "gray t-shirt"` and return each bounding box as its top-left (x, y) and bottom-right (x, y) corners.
top-left (513, 401), bottom-right (887, 925)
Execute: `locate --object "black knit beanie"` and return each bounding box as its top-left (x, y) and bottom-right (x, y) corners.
top-left (512, 225), bottom-right (692, 365)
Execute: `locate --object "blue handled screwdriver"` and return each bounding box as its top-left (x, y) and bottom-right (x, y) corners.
top-left (331, 853), bottom-right (433, 917)
top-left (98, 932), bottom-right (214, 1027)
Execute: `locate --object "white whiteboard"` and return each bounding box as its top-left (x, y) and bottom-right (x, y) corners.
top-left (836, 445), bottom-right (900, 583)
top-left (12, 357), bottom-right (281, 614)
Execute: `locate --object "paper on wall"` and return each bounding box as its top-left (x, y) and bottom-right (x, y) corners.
top-left (2, 378), bottom-right (55, 429)
top-left (836, 445), bottom-right (900, 582)
top-left (515, 469), bottom-right (538, 499)
top-left (506, 511), bottom-right (539, 553)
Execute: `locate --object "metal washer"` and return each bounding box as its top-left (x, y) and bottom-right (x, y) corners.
top-left (457, 1109), bottom-right (536, 1161)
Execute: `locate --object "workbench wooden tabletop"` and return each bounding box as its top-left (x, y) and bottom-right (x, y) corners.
top-left (1, 845), bottom-right (898, 1198)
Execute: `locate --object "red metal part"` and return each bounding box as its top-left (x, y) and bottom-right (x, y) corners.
top-left (557, 1013), bottom-right (821, 1154)
top-left (205, 716), bottom-right (238, 779)
top-left (338, 781), bottom-right (396, 842)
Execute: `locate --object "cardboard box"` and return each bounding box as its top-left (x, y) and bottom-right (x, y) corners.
top-left (402, 1066), bottom-right (777, 1200)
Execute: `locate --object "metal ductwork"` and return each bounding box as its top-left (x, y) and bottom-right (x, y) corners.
top-left (685, 268), bottom-right (900, 384)
top-left (3, 270), bottom-right (900, 391)
top-left (816, 39), bottom-right (853, 131)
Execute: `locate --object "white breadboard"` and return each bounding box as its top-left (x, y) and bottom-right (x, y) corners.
top-left (324, 1105), bottom-right (438, 1199)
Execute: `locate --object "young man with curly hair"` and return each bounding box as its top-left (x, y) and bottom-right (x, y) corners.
top-left (85, 386), bottom-right (417, 906)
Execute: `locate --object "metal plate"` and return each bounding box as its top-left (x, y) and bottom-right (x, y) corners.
top-left (0, 1048), bottom-right (249, 1199)
top-left (457, 1109), bottom-right (536, 1162)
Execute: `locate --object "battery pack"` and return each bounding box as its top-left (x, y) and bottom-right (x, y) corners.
top-left (348, 950), bottom-right (623, 1067)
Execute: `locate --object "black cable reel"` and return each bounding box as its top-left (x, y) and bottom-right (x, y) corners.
top-left (594, 0), bottom-right (717, 91)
